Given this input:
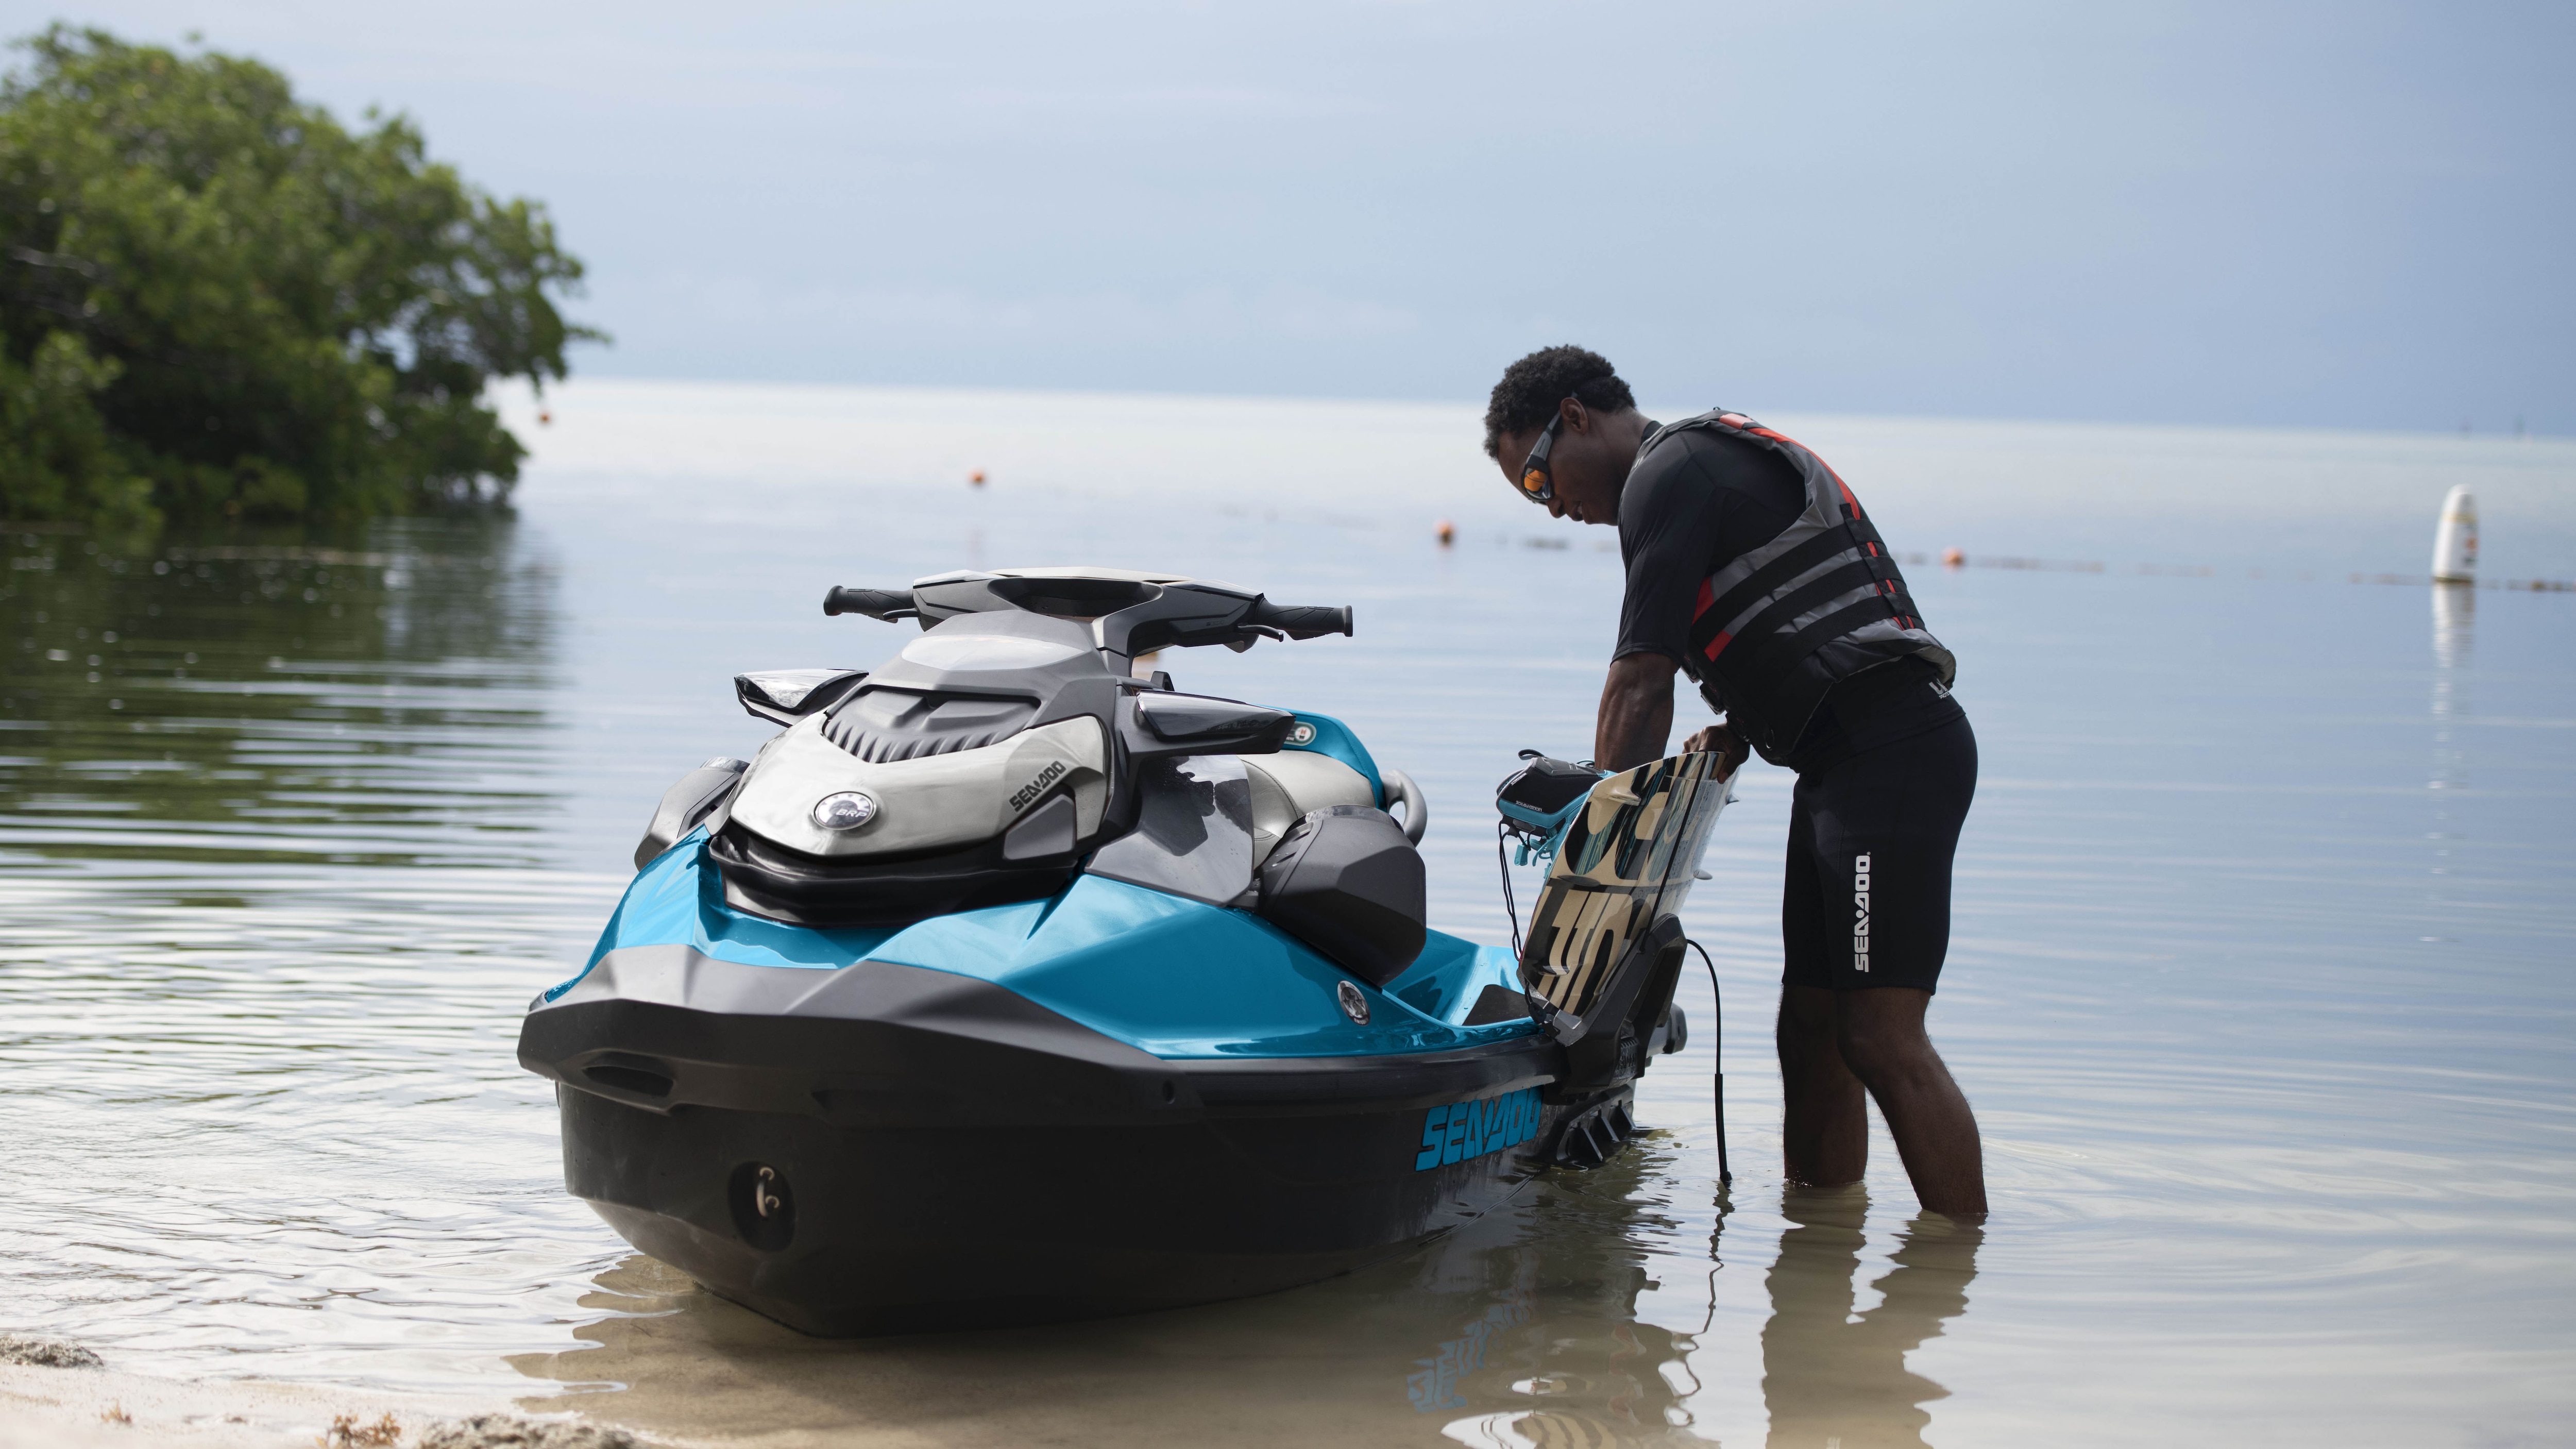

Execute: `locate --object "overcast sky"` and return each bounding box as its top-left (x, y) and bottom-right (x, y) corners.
top-left (12, 1), bottom-right (2572, 432)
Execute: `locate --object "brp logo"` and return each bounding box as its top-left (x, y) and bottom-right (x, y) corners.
top-left (1287, 722), bottom-right (1317, 747)
top-left (812, 791), bottom-right (877, 830)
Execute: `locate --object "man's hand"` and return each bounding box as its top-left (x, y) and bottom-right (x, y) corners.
top-left (1682, 723), bottom-right (1751, 779)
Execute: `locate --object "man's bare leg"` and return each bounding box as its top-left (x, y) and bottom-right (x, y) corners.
top-left (1835, 986), bottom-right (1988, 1219)
top-left (1777, 984), bottom-right (1869, 1187)
top-left (1780, 984), bottom-right (1988, 1219)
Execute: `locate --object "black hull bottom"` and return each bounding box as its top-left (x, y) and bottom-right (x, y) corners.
top-left (525, 950), bottom-right (1659, 1337)
top-left (558, 1084), bottom-right (1604, 1337)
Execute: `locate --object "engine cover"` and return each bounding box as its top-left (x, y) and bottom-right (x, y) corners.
top-left (725, 714), bottom-right (1108, 862)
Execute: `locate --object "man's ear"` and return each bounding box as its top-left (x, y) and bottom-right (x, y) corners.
top-left (1561, 397), bottom-right (1591, 434)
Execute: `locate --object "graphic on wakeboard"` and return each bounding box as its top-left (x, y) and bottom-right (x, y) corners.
top-left (1517, 750), bottom-right (1731, 1023)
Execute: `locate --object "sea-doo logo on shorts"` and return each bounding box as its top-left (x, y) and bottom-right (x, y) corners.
top-left (1853, 852), bottom-right (1872, 972)
top-left (1008, 760), bottom-right (1067, 811)
top-left (1414, 1088), bottom-right (1541, 1170)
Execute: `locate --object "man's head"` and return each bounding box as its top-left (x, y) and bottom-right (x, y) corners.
top-left (1483, 345), bottom-right (1647, 525)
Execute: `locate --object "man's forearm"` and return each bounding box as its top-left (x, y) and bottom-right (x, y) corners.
top-left (1594, 652), bottom-right (1677, 770)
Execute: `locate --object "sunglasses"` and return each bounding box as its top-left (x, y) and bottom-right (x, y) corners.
top-left (1512, 409), bottom-right (1567, 505)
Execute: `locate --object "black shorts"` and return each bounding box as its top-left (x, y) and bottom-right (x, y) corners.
top-left (1782, 712), bottom-right (1977, 992)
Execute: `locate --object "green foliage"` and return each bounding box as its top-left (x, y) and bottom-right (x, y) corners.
top-left (0, 26), bottom-right (601, 529)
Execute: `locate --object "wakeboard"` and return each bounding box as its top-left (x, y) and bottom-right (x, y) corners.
top-left (1517, 750), bottom-right (1732, 1023)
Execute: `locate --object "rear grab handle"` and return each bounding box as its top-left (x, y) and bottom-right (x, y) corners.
top-left (1381, 768), bottom-right (1428, 845)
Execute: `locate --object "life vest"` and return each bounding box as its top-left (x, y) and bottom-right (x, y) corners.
top-left (1647, 410), bottom-right (1955, 763)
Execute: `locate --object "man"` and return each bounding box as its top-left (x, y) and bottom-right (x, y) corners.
top-left (1482, 345), bottom-right (1986, 1220)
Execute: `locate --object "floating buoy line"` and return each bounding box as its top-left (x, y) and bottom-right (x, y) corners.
top-left (1907, 550), bottom-right (2570, 592)
top-left (1453, 488), bottom-right (2572, 591)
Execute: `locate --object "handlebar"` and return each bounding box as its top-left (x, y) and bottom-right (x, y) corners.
top-left (1244, 600), bottom-right (1354, 640)
top-left (823, 586), bottom-right (918, 621)
top-left (824, 582), bottom-right (1347, 645)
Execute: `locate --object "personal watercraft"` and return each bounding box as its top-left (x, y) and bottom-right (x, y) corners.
top-left (517, 567), bottom-right (1730, 1336)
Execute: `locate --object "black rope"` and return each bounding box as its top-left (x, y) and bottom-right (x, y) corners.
top-left (1683, 937), bottom-right (1731, 1185)
top-left (1496, 820), bottom-right (1523, 959)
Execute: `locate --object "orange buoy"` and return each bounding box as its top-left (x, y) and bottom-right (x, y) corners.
top-left (969, 470), bottom-right (987, 486)
top-left (1435, 518), bottom-right (1455, 546)
top-left (1941, 547), bottom-right (1964, 568)
top-left (537, 410), bottom-right (552, 425)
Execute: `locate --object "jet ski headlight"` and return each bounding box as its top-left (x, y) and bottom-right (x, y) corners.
top-left (811, 791), bottom-right (878, 831)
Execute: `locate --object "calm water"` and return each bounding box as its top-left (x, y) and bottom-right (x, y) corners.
top-left (3, 383), bottom-right (2572, 1446)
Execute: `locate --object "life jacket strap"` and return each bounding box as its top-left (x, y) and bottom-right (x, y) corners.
top-left (1734, 595), bottom-right (1923, 703)
top-left (1721, 560), bottom-right (1886, 660)
top-left (1693, 529), bottom-right (1870, 654)
top-left (1650, 406), bottom-right (1949, 758)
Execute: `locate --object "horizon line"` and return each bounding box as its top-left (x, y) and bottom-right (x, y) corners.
top-left (496, 374), bottom-right (2576, 449)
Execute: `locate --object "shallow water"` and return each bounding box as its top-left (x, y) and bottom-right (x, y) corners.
top-left (2, 383), bottom-right (2572, 1445)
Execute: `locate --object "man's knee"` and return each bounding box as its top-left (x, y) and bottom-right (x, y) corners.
top-left (1836, 1030), bottom-right (1936, 1091)
top-left (1833, 989), bottom-right (1939, 1086)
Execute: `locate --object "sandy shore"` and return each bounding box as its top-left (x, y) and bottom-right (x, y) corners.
top-left (0, 1358), bottom-right (609, 1449)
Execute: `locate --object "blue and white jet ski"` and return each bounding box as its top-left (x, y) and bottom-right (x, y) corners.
top-left (518, 568), bottom-right (1728, 1336)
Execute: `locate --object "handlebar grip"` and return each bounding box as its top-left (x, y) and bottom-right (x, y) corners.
top-left (1247, 601), bottom-right (1353, 639)
top-left (823, 586), bottom-right (918, 620)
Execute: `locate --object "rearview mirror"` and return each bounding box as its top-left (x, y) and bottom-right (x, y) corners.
top-left (1130, 692), bottom-right (1294, 757)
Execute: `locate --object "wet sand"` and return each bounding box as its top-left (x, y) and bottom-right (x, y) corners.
top-left (0, 1358), bottom-right (505, 1449)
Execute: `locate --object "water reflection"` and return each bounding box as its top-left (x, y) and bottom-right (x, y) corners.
top-left (1759, 1190), bottom-right (1978, 1449)
top-left (2429, 582), bottom-right (2474, 673)
top-left (511, 1164), bottom-right (1985, 1446)
top-left (0, 519), bottom-right (562, 866)
top-left (513, 1151), bottom-right (1716, 1447)
top-left (0, 516), bottom-right (613, 1389)
top-left (2428, 584), bottom-right (2472, 883)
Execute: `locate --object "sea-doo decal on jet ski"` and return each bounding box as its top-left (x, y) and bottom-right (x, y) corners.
top-left (1009, 760), bottom-right (1067, 812)
top-left (1853, 852), bottom-right (1872, 972)
top-left (1414, 1088), bottom-right (1542, 1170)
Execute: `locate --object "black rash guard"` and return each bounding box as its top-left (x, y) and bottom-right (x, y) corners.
top-left (1615, 422), bottom-right (1956, 772)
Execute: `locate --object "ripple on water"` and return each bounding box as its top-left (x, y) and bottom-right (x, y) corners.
top-left (2, 419), bottom-right (2573, 1445)
top-left (0, 862), bottom-right (628, 1391)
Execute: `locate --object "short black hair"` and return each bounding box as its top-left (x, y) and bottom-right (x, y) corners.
top-left (1482, 345), bottom-right (1637, 458)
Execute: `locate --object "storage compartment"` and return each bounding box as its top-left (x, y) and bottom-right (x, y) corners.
top-left (1254, 805), bottom-right (1425, 986)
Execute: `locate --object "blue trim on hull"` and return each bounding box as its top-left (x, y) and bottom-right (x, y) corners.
top-left (556, 828), bottom-right (1535, 1061)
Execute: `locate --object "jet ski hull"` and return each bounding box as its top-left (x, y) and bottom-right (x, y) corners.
top-left (518, 568), bottom-right (1718, 1336)
top-left (523, 951), bottom-right (1586, 1336)
top-left (555, 1068), bottom-right (1585, 1335)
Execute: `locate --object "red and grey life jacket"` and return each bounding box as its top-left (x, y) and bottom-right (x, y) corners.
top-left (1651, 409), bottom-right (1955, 763)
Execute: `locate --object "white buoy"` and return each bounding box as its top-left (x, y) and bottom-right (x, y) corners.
top-left (2431, 484), bottom-right (2478, 583)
